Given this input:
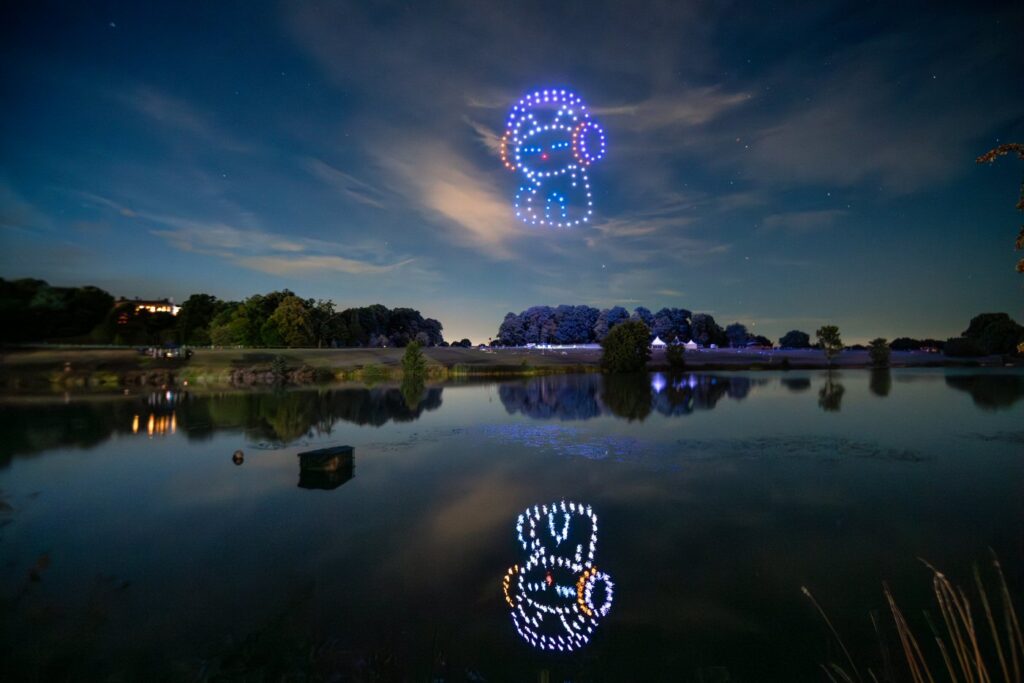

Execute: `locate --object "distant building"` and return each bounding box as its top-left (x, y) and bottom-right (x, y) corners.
top-left (117, 298), bottom-right (181, 316)
top-left (651, 336), bottom-right (667, 348)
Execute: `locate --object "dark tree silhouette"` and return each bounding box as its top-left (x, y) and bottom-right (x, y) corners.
top-left (976, 143), bottom-right (1024, 273)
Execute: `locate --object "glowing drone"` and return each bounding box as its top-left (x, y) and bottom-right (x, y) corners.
top-left (500, 89), bottom-right (607, 228)
top-left (503, 501), bottom-right (615, 651)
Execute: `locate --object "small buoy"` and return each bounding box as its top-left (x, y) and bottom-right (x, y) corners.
top-left (232, 450), bottom-right (244, 466)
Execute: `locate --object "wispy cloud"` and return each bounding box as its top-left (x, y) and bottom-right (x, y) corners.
top-left (594, 87), bottom-right (752, 130)
top-left (463, 116), bottom-right (503, 156)
top-left (77, 192), bottom-right (413, 277)
top-left (124, 86), bottom-right (257, 154)
top-left (375, 139), bottom-right (526, 260)
top-left (147, 216), bottom-right (413, 275)
top-left (236, 254), bottom-right (413, 275)
top-left (303, 157), bottom-right (386, 208)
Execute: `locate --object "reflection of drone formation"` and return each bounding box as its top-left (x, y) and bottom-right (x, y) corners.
top-left (503, 501), bottom-right (614, 651)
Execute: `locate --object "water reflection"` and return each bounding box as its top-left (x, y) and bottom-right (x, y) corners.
top-left (0, 386), bottom-right (443, 462)
top-left (500, 373), bottom-right (767, 422)
top-left (818, 373), bottom-right (845, 412)
top-left (505, 501), bottom-right (614, 651)
top-left (781, 377), bottom-right (812, 392)
top-left (869, 369), bottom-right (892, 397)
top-left (945, 373), bottom-right (1024, 410)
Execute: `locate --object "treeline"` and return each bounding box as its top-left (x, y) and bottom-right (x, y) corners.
top-left (0, 279), bottom-right (445, 348)
top-left (495, 305), bottom-right (771, 348)
top-left (200, 293), bottom-right (444, 348)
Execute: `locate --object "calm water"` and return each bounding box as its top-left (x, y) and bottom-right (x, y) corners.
top-left (1, 369), bottom-right (1022, 681)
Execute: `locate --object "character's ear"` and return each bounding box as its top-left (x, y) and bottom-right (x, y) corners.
top-left (572, 120), bottom-right (606, 166)
top-left (517, 501), bottom-right (599, 565)
top-left (500, 132), bottom-right (517, 172)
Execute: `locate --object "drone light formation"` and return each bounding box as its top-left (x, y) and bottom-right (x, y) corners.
top-left (503, 500), bottom-right (615, 651)
top-left (500, 89), bottom-right (608, 228)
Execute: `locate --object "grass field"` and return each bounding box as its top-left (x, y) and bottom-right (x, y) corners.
top-left (0, 345), bottom-right (1007, 371)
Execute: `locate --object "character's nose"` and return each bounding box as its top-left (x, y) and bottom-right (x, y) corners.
top-left (541, 153), bottom-right (548, 160)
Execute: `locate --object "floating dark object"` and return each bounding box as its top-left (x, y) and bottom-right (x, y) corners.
top-left (232, 449), bottom-right (244, 466)
top-left (297, 446), bottom-right (354, 490)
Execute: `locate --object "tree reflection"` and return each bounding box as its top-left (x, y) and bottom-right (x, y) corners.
top-left (781, 377), bottom-right (812, 392)
top-left (818, 372), bottom-right (845, 412)
top-left (0, 386), bottom-right (443, 462)
top-left (944, 374), bottom-right (1024, 411)
top-left (600, 373), bottom-right (653, 421)
top-left (498, 373), bottom-right (765, 421)
top-left (869, 369), bottom-right (892, 397)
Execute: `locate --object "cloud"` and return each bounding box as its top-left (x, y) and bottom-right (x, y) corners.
top-left (760, 209), bottom-right (846, 234)
top-left (463, 116), bottom-right (504, 156)
top-left (303, 157), bottom-right (386, 208)
top-left (375, 139), bottom-right (526, 260)
top-left (78, 198), bottom-right (417, 277)
top-left (594, 87), bottom-right (752, 130)
top-left (236, 254), bottom-right (413, 275)
top-left (124, 86), bottom-right (257, 154)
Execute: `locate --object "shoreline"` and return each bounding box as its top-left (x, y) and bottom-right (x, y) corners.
top-left (0, 346), bottom-right (1017, 393)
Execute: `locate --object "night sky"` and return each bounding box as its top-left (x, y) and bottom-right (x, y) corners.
top-left (2, 1), bottom-right (1022, 343)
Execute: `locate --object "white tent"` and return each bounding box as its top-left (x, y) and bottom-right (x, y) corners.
top-left (651, 336), bottom-right (667, 348)
top-left (683, 340), bottom-right (699, 350)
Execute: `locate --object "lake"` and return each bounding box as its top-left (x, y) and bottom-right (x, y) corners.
top-left (1, 369), bottom-right (1022, 681)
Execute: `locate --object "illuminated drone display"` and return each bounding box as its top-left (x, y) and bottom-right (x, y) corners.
top-left (500, 89), bottom-right (607, 228)
top-left (503, 501), bottom-right (615, 651)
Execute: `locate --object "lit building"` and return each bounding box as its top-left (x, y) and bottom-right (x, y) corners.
top-left (116, 298), bottom-right (181, 316)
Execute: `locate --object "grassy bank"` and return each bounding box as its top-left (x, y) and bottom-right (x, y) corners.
top-left (0, 346), bottom-right (1012, 392)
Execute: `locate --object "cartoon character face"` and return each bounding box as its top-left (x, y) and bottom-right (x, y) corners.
top-left (504, 501), bottom-right (614, 651)
top-left (513, 125), bottom-right (576, 177)
top-left (501, 89), bottom-right (607, 228)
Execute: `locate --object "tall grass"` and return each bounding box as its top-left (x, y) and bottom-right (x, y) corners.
top-left (804, 551), bottom-right (1023, 683)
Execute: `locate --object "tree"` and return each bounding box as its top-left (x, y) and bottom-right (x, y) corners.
top-left (263, 295), bottom-right (313, 348)
top-left (401, 340), bottom-right (427, 379)
top-left (631, 306), bottom-right (654, 329)
top-left (177, 293), bottom-right (222, 345)
top-left (779, 330), bottom-right (811, 349)
top-left (725, 323), bottom-right (749, 348)
top-left (307, 299), bottom-right (336, 348)
top-left (815, 325), bottom-right (843, 365)
top-left (868, 337), bottom-right (890, 368)
top-left (690, 313), bottom-right (725, 347)
top-left (209, 303), bottom-right (247, 346)
top-left (593, 306), bottom-right (630, 341)
top-left (600, 320), bottom-right (651, 373)
top-left (975, 143), bottom-right (1024, 273)
top-left (651, 307), bottom-right (691, 343)
top-left (497, 312), bottom-right (526, 346)
top-left (666, 343), bottom-right (686, 371)
top-left (961, 312), bottom-right (1024, 355)
top-left (944, 337), bottom-right (986, 357)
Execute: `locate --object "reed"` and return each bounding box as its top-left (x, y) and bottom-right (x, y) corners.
top-left (805, 552), bottom-right (1023, 683)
